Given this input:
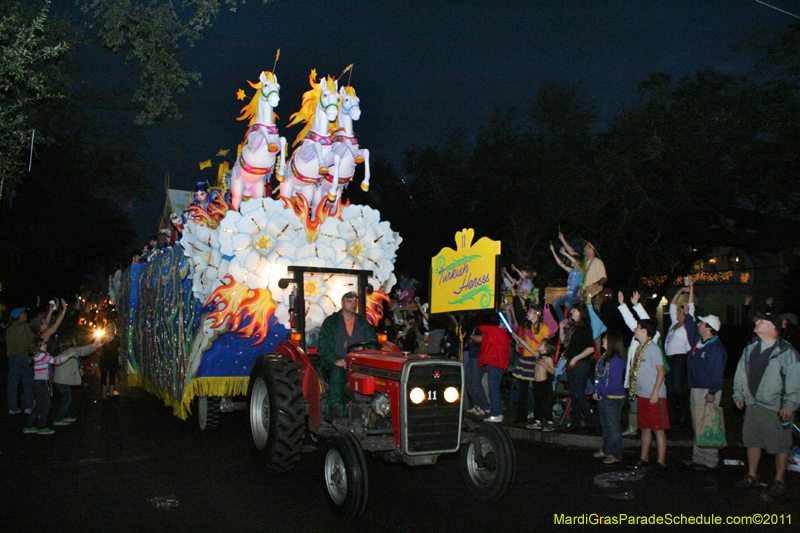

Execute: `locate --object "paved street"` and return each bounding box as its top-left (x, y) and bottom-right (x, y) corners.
top-left (2, 384), bottom-right (797, 532)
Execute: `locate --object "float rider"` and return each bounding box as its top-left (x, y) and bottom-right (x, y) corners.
top-left (319, 291), bottom-right (378, 421)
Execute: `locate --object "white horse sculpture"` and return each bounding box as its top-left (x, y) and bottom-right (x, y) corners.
top-left (319, 86), bottom-right (370, 215)
top-left (230, 71), bottom-right (287, 211)
top-left (279, 70), bottom-right (339, 219)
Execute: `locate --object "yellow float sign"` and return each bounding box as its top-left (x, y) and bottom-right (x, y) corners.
top-left (430, 228), bottom-right (501, 314)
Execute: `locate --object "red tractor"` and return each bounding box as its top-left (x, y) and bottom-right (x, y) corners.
top-left (246, 266), bottom-right (516, 517)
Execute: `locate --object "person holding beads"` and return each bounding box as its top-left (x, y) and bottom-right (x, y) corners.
top-left (629, 319), bottom-right (669, 473)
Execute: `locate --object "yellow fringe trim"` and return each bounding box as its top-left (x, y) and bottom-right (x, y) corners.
top-left (127, 374), bottom-right (250, 420)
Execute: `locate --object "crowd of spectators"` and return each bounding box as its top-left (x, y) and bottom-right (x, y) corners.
top-left (4, 296), bottom-right (121, 434)
top-left (376, 232), bottom-right (798, 503)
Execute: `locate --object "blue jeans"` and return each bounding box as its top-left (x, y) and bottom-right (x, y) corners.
top-left (7, 355), bottom-right (34, 412)
top-left (26, 380), bottom-right (51, 430)
top-left (598, 397), bottom-right (625, 459)
top-left (464, 353), bottom-right (489, 411)
top-left (567, 360), bottom-right (595, 427)
top-left (485, 365), bottom-right (505, 417)
top-left (551, 295), bottom-right (575, 320)
top-left (55, 383), bottom-right (72, 421)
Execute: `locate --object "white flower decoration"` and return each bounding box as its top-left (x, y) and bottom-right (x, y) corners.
top-left (216, 198), bottom-right (306, 290)
top-left (188, 197), bottom-right (401, 332)
top-left (181, 220), bottom-right (217, 301)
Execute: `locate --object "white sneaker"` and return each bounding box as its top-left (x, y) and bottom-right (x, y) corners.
top-left (526, 420), bottom-right (542, 430)
top-left (484, 415), bottom-right (504, 423)
top-left (543, 422), bottom-right (555, 432)
top-left (466, 407), bottom-right (479, 414)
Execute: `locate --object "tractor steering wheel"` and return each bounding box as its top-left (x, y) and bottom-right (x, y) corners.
top-left (347, 340), bottom-right (381, 352)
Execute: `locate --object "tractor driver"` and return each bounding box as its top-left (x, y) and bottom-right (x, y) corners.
top-left (319, 291), bottom-right (378, 421)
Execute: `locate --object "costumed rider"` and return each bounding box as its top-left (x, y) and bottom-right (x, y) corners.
top-left (171, 181), bottom-right (211, 230)
top-left (191, 181), bottom-right (210, 210)
top-left (319, 291), bottom-right (378, 422)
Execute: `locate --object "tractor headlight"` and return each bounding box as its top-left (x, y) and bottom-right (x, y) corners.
top-left (409, 387), bottom-right (425, 404)
top-left (444, 386), bottom-right (459, 403)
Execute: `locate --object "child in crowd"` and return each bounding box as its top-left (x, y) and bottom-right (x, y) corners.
top-left (629, 319), bottom-right (669, 472)
top-left (510, 307), bottom-right (550, 424)
top-left (593, 330), bottom-right (627, 464)
top-left (25, 339), bottom-right (80, 434)
top-left (529, 338), bottom-right (557, 431)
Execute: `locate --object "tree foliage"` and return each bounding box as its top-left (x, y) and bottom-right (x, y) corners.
top-left (77, 0), bottom-right (269, 125)
top-left (381, 66), bottom-right (800, 301)
top-left (0, 0), bottom-right (69, 200)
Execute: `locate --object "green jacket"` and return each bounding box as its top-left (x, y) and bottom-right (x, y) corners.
top-left (318, 311), bottom-right (377, 373)
top-left (732, 338), bottom-right (800, 412)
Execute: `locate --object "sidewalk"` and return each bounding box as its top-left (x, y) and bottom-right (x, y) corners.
top-left (492, 379), bottom-right (747, 450)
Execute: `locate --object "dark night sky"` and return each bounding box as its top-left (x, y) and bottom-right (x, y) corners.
top-left (71, 0), bottom-right (796, 243)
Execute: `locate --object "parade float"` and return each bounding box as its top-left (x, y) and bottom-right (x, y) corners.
top-left (114, 64), bottom-right (516, 517)
top-left (115, 66), bottom-right (398, 427)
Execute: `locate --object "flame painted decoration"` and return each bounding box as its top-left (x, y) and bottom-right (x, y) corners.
top-left (366, 290), bottom-right (390, 326)
top-left (181, 197), bottom-right (401, 345)
top-left (205, 275), bottom-right (278, 346)
top-left (283, 193), bottom-right (350, 243)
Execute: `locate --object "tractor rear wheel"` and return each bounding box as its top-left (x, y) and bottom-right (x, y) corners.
top-left (248, 354), bottom-right (306, 473)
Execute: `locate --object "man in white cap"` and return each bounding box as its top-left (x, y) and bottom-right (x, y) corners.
top-left (681, 307), bottom-right (727, 471)
top-left (733, 311), bottom-right (799, 501)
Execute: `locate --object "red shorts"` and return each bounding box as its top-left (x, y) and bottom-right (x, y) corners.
top-left (637, 396), bottom-right (670, 431)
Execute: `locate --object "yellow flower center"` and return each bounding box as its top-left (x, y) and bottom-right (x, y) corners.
top-left (254, 233), bottom-right (273, 253)
top-left (304, 277), bottom-right (323, 298)
top-left (202, 252), bottom-right (211, 263)
top-left (349, 240), bottom-right (367, 260)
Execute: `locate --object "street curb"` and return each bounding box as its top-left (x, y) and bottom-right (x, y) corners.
top-left (504, 425), bottom-right (695, 448)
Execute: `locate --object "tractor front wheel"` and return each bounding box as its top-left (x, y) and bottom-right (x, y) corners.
top-left (324, 433), bottom-right (369, 518)
top-left (460, 422), bottom-right (517, 502)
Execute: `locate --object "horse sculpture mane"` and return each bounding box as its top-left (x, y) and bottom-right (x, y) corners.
top-left (331, 86), bottom-right (358, 132)
top-left (287, 69), bottom-right (337, 147)
top-left (237, 71), bottom-right (279, 128)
